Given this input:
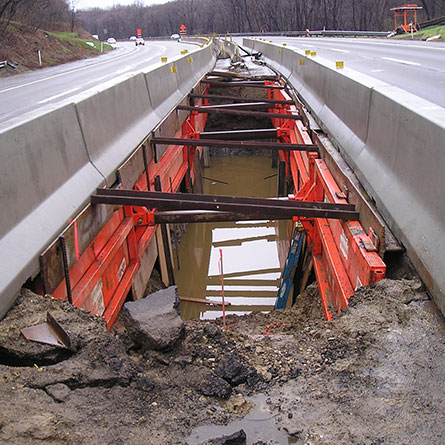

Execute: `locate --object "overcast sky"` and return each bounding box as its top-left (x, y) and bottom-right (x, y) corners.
top-left (76, 0), bottom-right (171, 10)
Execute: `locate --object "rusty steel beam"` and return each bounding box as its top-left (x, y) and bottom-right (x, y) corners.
top-left (199, 128), bottom-right (277, 140)
top-left (150, 136), bottom-right (318, 152)
top-left (155, 211), bottom-right (289, 223)
top-left (190, 93), bottom-right (294, 105)
top-left (91, 190), bottom-right (359, 220)
top-left (206, 79), bottom-right (271, 84)
top-left (177, 104), bottom-right (302, 121)
top-left (95, 188), bottom-right (355, 212)
top-left (199, 102), bottom-right (272, 110)
top-left (208, 71), bottom-right (278, 80)
top-left (201, 80), bottom-right (285, 89)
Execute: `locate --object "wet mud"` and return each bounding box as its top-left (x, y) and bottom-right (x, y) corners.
top-left (0, 277), bottom-right (443, 444)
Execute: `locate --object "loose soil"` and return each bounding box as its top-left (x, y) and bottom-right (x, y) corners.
top-left (0, 276), bottom-right (443, 444)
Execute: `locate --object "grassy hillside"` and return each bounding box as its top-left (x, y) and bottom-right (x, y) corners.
top-left (395, 24), bottom-right (445, 40)
top-left (0, 24), bottom-right (112, 76)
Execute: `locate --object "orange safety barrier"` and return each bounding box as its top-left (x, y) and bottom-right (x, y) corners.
top-left (52, 102), bottom-right (207, 329)
top-left (50, 78), bottom-right (386, 327)
top-left (269, 86), bottom-right (386, 319)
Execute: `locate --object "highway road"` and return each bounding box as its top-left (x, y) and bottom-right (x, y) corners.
top-left (249, 37), bottom-right (445, 107)
top-left (0, 40), bottom-right (201, 127)
top-left (2, 37), bottom-right (443, 127)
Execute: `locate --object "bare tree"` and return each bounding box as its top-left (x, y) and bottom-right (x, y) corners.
top-left (76, 0), bottom-right (445, 38)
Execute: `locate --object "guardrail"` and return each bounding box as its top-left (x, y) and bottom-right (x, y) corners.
top-left (243, 38), bottom-right (445, 316)
top-left (225, 30), bottom-right (389, 38)
top-left (419, 15), bottom-right (445, 28)
top-left (0, 42), bottom-right (217, 318)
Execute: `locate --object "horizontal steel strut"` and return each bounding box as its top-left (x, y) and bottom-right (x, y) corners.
top-left (199, 128), bottom-right (278, 140)
top-left (207, 71), bottom-right (277, 80)
top-left (201, 79), bottom-right (285, 89)
top-left (177, 104), bottom-right (303, 120)
top-left (150, 137), bottom-right (319, 152)
top-left (196, 102), bottom-right (273, 110)
top-left (91, 189), bottom-right (359, 221)
top-left (189, 93), bottom-right (294, 105)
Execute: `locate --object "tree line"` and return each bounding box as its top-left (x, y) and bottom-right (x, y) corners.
top-left (0, 0), bottom-right (77, 33)
top-left (1, 0), bottom-right (443, 38)
top-left (77, 0), bottom-right (444, 39)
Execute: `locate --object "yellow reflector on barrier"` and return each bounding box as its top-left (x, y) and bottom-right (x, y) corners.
top-left (171, 66), bottom-right (177, 73)
top-left (305, 50), bottom-right (310, 55)
top-left (161, 57), bottom-right (167, 63)
top-left (336, 61), bottom-right (344, 69)
top-left (278, 49), bottom-right (281, 54)
top-left (311, 51), bottom-right (317, 56)
top-left (200, 44), bottom-right (204, 48)
top-left (188, 57), bottom-right (193, 63)
top-left (283, 43), bottom-right (287, 46)
top-left (299, 59), bottom-right (303, 66)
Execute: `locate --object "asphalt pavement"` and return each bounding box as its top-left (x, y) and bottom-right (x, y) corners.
top-left (0, 40), bottom-right (201, 127)
top-left (250, 37), bottom-right (445, 107)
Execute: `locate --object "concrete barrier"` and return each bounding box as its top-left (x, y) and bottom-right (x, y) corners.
top-left (244, 37), bottom-right (445, 315)
top-left (359, 88), bottom-right (445, 314)
top-left (0, 104), bottom-right (104, 318)
top-left (145, 60), bottom-right (182, 122)
top-left (175, 54), bottom-right (196, 97)
top-left (0, 44), bottom-right (217, 319)
top-left (75, 73), bottom-right (157, 185)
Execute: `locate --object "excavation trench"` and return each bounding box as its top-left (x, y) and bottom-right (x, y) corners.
top-left (1, 65), bottom-right (443, 445)
top-left (174, 84), bottom-right (303, 321)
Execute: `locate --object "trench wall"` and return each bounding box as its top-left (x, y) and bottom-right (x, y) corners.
top-left (0, 43), bottom-right (217, 318)
top-left (243, 38), bottom-right (445, 315)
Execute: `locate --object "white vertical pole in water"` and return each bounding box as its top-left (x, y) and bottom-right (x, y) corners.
top-left (219, 248), bottom-right (226, 330)
top-left (38, 50), bottom-right (42, 67)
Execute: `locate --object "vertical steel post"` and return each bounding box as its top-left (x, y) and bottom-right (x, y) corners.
top-left (59, 236), bottom-right (73, 304)
top-left (142, 144), bottom-right (151, 191)
top-left (278, 161), bottom-right (286, 197)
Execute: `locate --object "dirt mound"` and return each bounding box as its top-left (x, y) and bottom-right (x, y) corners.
top-left (0, 279), bottom-right (443, 444)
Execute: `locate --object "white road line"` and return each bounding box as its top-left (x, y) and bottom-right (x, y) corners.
top-left (382, 57), bottom-right (421, 66)
top-left (38, 87), bottom-right (81, 104)
top-left (343, 40), bottom-right (445, 51)
top-left (0, 48), bottom-right (140, 94)
top-left (371, 69), bottom-right (383, 72)
top-left (330, 48), bottom-right (350, 53)
top-left (0, 41), bottom-right (195, 99)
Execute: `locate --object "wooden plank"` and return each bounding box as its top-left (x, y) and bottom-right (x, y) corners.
top-left (132, 236), bottom-right (158, 300)
top-left (156, 226), bottom-right (169, 287)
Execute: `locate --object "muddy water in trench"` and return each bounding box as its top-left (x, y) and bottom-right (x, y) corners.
top-left (175, 155), bottom-right (289, 320)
